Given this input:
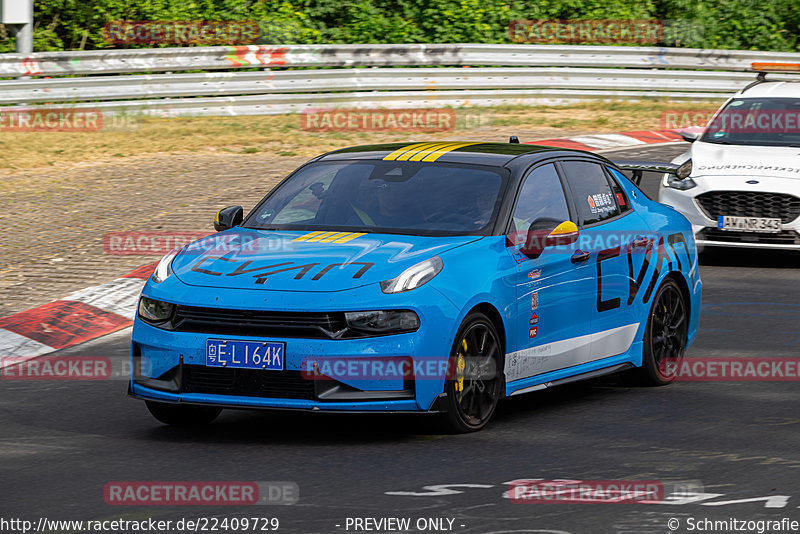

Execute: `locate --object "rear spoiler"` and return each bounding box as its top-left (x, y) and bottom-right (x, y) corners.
top-left (612, 160), bottom-right (679, 186)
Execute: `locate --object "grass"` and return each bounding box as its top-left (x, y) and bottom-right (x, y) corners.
top-left (0, 101), bottom-right (723, 174)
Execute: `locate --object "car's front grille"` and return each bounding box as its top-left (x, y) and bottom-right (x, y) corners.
top-left (695, 191), bottom-right (800, 223)
top-left (170, 305), bottom-right (349, 339)
top-left (697, 227), bottom-right (800, 245)
top-left (181, 364), bottom-right (315, 399)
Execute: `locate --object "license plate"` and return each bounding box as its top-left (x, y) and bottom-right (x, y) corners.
top-left (717, 216), bottom-right (781, 233)
top-left (205, 339), bottom-right (285, 370)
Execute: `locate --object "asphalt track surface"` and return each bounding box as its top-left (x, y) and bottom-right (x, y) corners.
top-left (2, 143), bottom-right (799, 534)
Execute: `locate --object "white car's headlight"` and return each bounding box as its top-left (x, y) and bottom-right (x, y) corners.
top-left (380, 256), bottom-right (443, 294)
top-left (663, 159), bottom-right (697, 190)
top-left (151, 249), bottom-right (179, 283)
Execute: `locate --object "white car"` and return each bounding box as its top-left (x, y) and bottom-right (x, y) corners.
top-left (659, 70), bottom-right (800, 250)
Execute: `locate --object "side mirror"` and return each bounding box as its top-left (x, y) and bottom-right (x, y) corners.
top-left (679, 129), bottom-right (700, 143)
top-left (544, 221), bottom-right (579, 247)
top-left (516, 219), bottom-right (579, 257)
top-left (214, 205), bottom-right (243, 232)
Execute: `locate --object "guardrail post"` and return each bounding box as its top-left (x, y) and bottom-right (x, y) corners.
top-left (2, 0), bottom-right (33, 54)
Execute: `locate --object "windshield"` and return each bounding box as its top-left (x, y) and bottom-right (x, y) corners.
top-left (244, 160), bottom-right (507, 236)
top-left (700, 97), bottom-right (800, 147)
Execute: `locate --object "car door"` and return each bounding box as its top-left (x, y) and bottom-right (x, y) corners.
top-left (504, 162), bottom-right (597, 385)
top-left (558, 159), bottom-right (650, 362)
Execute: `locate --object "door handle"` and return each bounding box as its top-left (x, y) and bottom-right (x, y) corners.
top-left (632, 236), bottom-right (650, 248)
top-left (570, 250), bottom-right (591, 263)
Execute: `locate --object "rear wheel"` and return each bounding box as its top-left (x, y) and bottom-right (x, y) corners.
top-left (146, 401), bottom-right (222, 427)
top-left (627, 278), bottom-right (688, 386)
top-left (441, 312), bottom-right (503, 433)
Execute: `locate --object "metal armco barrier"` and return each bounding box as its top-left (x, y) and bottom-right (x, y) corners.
top-left (1, 44), bottom-right (798, 116)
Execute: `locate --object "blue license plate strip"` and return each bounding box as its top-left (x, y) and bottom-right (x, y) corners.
top-left (205, 339), bottom-right (285, 370)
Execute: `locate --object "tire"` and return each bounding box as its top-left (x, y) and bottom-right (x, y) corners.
top-left (626, 278), bottom-right (688, 386)
top-left (145, 401), bottom-right (222, 427)
top-left (441, 312), bottom-right (503, 433)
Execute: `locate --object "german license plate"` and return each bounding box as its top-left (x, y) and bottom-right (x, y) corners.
top-left (717, 216), bottom-right (781, 233)
top-left (205, 339), bottom-right (285, 370)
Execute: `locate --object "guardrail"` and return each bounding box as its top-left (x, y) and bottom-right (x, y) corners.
top-left (3, 44), bottom-right (800, 76)
top-left (2, 44), bottom-right (799, 116)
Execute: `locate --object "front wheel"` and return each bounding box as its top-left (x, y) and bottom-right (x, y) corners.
top-left (146, 401), bottom-right (222, 427)
top-left (441, 312), bottom-right (503, 433)
top-left (627, 278), bottom-right (688, 386)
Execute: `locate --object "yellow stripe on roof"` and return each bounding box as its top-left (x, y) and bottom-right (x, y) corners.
top-left (331, 232), bottom-right (366, 244)
top-left (412, 141), bottom-right (470, 162)
top-left (383, 142), bottom-right (434, 161)
top-left (318, 231), bottom-right (352, 243)
top-left (406, 142), bottom-right (458, 161)
top-left (292, 231), bottom-right (326, 242)
top-left (394, 142), bottom-right (445, 161)
top-left (420, 142), bottom-right (478, 162)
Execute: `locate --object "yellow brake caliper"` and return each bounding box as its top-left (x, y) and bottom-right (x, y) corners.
top-left (455, 339), bottom-right (467, 402)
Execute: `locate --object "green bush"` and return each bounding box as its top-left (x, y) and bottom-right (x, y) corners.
top-left (0, 0), bottom-right (797, 52)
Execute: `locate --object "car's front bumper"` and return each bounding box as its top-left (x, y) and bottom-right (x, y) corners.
top-left (659, 182), bottom-right (800, 251)
top-left (129, 283), bottom-right (462, 413)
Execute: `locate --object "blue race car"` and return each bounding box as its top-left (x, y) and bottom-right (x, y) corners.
top-left (130, 140), bottom-right (701, 432)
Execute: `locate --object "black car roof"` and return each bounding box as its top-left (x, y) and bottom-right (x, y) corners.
top-left (318, 141), bottom-right (606, 166)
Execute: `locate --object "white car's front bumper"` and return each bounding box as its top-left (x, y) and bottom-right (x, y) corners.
top-left (659, 178), bottom-right (800, 251)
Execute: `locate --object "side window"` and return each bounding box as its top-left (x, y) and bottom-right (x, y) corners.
top-left (561, 161), bottom-right (620, 226)
top-left (605, 167), bottom-right (631, 214)
top-left (510, 163), bottom-right (571, 244)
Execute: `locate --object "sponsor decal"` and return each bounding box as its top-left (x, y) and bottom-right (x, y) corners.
top-left (588, 192), bottom-right (615, 214)
top-left (189, 257), bottom-right (374, 284)
top-left (527, 269), bottom-right (542, 280)
top-left (529, 313), bottom-right (539, 325)
top-left (531, 292), bottom-right (539, 310)
top-left (529, 327), bottom-right (538, 339)
top-left (382, 142), bottom-right (478, 163)
top-left (511, 250), bottom-right (528, 263)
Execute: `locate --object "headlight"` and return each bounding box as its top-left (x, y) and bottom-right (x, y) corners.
top-left (345, 310), bottom-right (420, 335)
top-left (663, 160), bottom-right (697, 190)
top-left (138, 297), bottom-right (175, 323)
top-left (151, 249), bottom-right (179, 283)
top-left (380, 256), bottom-right (443, 294)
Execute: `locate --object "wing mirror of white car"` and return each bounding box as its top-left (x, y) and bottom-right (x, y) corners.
top-left (680, 130), bottom-right (700, 143)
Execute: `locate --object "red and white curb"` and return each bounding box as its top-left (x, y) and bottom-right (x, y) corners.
top-left (527, 129), bottom-right (683, 151)
top-left (0, 129), bottom-right (687, 364)
top-left (0, 262), bottom-right (157, 368)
